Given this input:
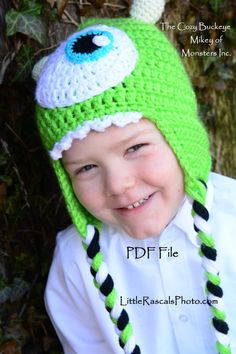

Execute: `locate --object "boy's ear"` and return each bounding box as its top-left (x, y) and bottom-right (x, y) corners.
top-left (130, 0), bottom-right (165, 24)
top-left (32, 56), bottom-right (49, 82)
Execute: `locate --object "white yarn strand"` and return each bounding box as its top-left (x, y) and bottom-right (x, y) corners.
top-left (194, 215), bottom-right (211, 235)
top-left (85, 224), bottom-right (95, 245)
top-left (201, 257), bottom-right (219, 275)
top-left (207, 294), bottom-right (225, 312)
top-left (215, 332), bottom-right (230, 347)
top-left (124, 336), bottom-right (136, 354)
top-left (95, 262), bottom-right (109, 284)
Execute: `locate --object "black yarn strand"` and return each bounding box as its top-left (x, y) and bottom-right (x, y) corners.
top-left (117, 309), bottom-right (129, 331)
top-left (131, 345), bottom-right (141, 354)
top-left (193, 200), bottom-right (209, 221)
top-left (199, 179), bottom-right (208, 189)
top-left (212, 317), bottom-right (229, 334)
top-left (201, 244), bottom-right (217, 261)
top-left (90, 266), bottom-right (97, 277)
top-left (100, 274), bottom-right (114, 296)
top-left (87, 228), bottom-right (100, 259)
top-left (206, 280), bottom-right (223, 298)
top-left (119, 338), bottom-right (125, 349)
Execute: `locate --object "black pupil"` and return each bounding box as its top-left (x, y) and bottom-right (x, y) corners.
top-left (72, 34), bottom-right (102, 54)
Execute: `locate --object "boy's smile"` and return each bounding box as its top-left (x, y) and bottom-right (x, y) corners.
top-left (63, 118), bottom-right (185, 239)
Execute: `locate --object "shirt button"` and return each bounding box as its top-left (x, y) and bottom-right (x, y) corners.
top-left (179, 314), bottom-right (188, 322)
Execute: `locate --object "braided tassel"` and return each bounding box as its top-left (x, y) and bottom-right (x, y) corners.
top-left (82, 224), bottom-right (141, 354)
top-left (193, 181), bottom-right (231, 354)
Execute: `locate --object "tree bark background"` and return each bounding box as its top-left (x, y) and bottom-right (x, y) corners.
top-left (161, 0), bottom-right (236, 178)
top-left (0, 0), bottom-right (235, 353)
top-left (209, 88), bottom-right (236, 177)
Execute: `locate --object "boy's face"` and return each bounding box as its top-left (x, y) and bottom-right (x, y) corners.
top-left (63, 119), bottom-right (184, 239)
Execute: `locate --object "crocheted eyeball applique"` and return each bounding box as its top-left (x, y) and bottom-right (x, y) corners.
top-left (65, 29), bottom-right (114, 64)
top-left (36, 24), bottom-right (138, 109)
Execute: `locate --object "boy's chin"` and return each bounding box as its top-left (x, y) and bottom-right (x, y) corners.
top-left (122, 224), bottom-right (166, 240)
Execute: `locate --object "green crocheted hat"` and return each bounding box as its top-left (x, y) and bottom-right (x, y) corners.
top-left (35, 17), bottom-right (211, 237)
top-left (34, 2), bottom-right (233, 354)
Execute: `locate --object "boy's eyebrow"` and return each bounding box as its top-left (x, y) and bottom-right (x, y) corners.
top-left (117, 129), bottom-right (151, 146)
top-left (64, 128), bottom-right (153, 165)
top-left (64, 158), bottom-right (87, 166)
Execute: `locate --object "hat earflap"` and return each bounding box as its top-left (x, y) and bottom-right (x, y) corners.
top-left (192, 180), bottom-right (231, 354)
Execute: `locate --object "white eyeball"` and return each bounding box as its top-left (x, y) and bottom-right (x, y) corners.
top-left (36, 25), bottom-right (138, 109)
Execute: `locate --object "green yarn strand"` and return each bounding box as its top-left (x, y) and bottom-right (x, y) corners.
top-left (206, 271), bottom-right (221, 286)
top-left (120, 323), bottom-right (133, 345)
top-left (105, 288), bottom-right (117, 310)
top-left (216, 341), bottom-right (231, 354)
top-left (111, 316), bottom-right (118, 325)
top-left (198, 230), bottom-right (215, 248)
top-left (198, 249), bottom-right (203, 257)
top-left (82, 241), bottom-right (88, 251)
top-left (211, 307), bottom-right (226, 321)
top-left (91, 251), bottom-right (103, 272)
top-left (93, 279), bottom-right (100, 289)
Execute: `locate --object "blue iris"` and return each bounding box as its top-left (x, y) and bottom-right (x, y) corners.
top-left (65, 29), bottom-right (114, 64)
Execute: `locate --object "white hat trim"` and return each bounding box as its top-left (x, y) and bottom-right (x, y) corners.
top-left (50, 112), bottom-right (142, 160)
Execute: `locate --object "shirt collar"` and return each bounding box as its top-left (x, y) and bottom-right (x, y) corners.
top-left (164, 179), bottom-right (214, 248)
top-left (169, 196), bottom-right (199, 247)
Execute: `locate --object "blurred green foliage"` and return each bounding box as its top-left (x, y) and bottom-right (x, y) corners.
top-left (0, 0), bottom-right (236, 353)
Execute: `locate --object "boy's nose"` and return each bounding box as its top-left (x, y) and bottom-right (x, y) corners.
top-left (105, 168), bottom-right (136, 196)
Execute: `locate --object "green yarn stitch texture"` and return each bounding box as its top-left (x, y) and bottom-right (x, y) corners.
top-left (36, 17), bottom-right (211, 237)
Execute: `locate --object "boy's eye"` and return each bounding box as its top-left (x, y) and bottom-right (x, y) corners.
top-left (127, 144), bottom-right (147, 153)
top-left (76, 164), bottom-right (96, 174)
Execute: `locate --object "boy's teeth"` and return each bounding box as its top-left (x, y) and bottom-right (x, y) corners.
top-left (125, 196), bottom-right (150, 209)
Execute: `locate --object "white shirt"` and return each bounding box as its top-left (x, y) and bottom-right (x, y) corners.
top-left (45, 173), bottom-right (236, 354)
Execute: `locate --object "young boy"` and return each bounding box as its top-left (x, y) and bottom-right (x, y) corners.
top-left (34, 0), bottom-right (236, 353)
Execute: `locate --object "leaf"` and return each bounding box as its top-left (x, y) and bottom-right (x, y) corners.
top-left (225, 28), bottom-right (236, 41)
top-left (209, 0), bottom-right (223, 12)
top-left (13, 44), bottom-right (34, 81)
top-left (21, 2), bottom-right (43, 15)
top-left (5, 10), bottom-right (19, 36)
top-left (202, 56), bottom-right (217, 72)
top-left (0, 286), bottom-right (11, 304)
top-left (6, 9), bottom-right (47, 45)
top-left (10, 278), bottom-right (30, 302)
top-left (0, 152), bottom-right (8, 166)
top-left (218, 65), bottom-right (235, 81)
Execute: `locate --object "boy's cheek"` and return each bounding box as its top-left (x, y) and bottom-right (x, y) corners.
top-left (73, 185), bottom-right (104, 212)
